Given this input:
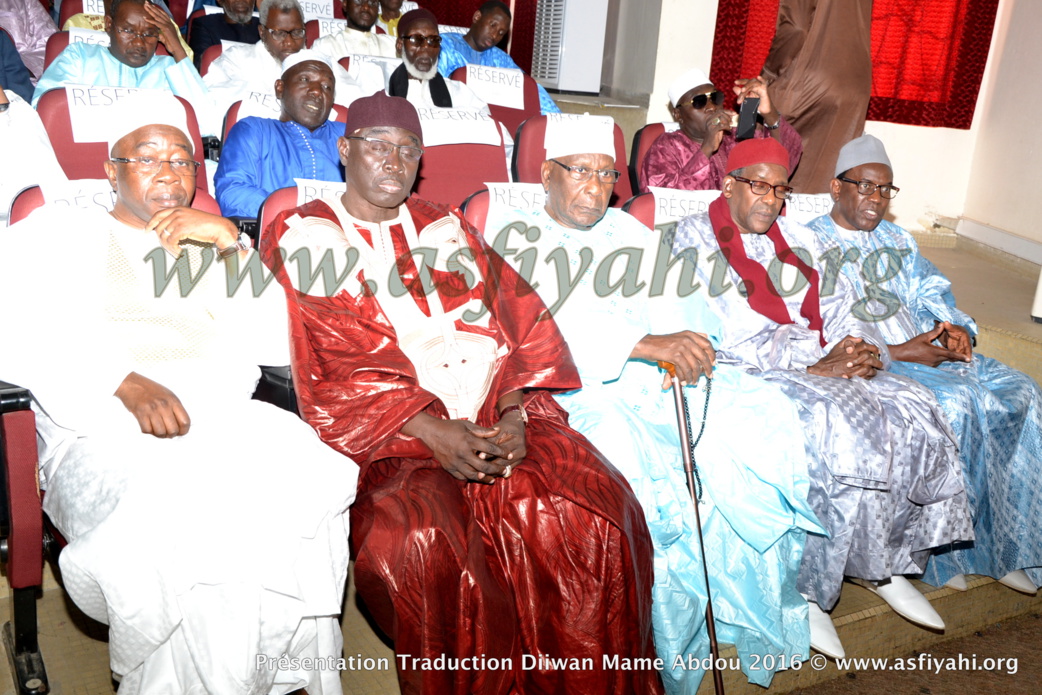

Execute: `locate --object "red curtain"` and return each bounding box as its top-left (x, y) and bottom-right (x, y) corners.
top-left (424, 0), bottom-right (537, 74)
top-left (710, 0), bottom-right (1000, 129)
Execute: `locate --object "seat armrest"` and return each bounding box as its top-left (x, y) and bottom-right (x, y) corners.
top-left (0, 381), bottom-right (43, 590)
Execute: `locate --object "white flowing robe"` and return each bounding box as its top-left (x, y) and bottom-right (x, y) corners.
top-left (672, 211), bottom-right (974, 610)
top-left (0, 206), bottom-right (358, 694)
top-left (488, 205), bottom-right (824, 692)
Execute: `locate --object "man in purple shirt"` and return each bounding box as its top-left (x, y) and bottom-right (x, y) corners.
top-left (639, 67), bottom-right (802, 193)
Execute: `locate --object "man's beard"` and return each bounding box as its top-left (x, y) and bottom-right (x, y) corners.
top-left (226, 7), bottom-right (254, 24)
top-left (404, 58), bottom-right (438, 81)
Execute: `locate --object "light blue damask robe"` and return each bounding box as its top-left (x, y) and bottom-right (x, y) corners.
top-left (436, 32), bottom-right (561, 115)
top-left (810, 214), bottom-right (1042, 588)
top-left (490, 205), bottom-right (823, 693)
top-left (214, 117), bottom-right (344, 219)
top-left (673, 211), bottom-right (974, 611)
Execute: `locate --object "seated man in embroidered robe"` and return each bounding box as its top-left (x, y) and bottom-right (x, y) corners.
top-left (810, 134), bottom-right (1042, 596)
top-left (0, 98), bottom-right (357, 694)
top-left (260, 92), bottom-right (663, 695)
top-left (672, 138), bottom-right (974, 658)
top-left (386, 9), bottom-right (488, 112)
top-left (35, 0), bottom-right (215, 133)
top-left (62, 0), bottom-right (194, 62)
top-left (489, 115), bottom-right (823, 692)
top-left (436, 0), bottom-right (561, 115)
top-left (312, 0), bottom-right (398, 58)
top-left (639, 67), bottom-right (802, 194)
top-left (215, 50), bottom-right (344, 217)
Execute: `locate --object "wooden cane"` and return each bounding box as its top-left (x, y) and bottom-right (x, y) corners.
top-left (659, 361), bottom-right (725, 695)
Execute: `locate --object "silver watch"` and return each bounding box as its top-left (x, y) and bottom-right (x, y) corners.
top-left (216, 232), bottom-right (251, 259)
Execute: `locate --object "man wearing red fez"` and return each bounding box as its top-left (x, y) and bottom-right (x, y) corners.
top-left (671, 138), bottom-right (973, 659)
top-left (260, 92), bottom-right (663, 695)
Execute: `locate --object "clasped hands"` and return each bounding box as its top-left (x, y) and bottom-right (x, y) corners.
top-left (406, 412), bottom-right (527, 485)
top-left (146, 207), bottom-right (241, 258)
top-left (808, 335), bottom-right (883, 379)
top-left (890, 321), bottom-right (972, 367)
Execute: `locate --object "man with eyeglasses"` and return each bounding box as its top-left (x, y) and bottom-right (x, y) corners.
top-left (216, 50), bottom-right (344, 218)
top-left (188, 0), bottom-right (261, 72)
top-left (490, 115), bottom-right (822, 693)
top-left (386, 8), bottom-right (487, 111)
top-left (260, 93), bottom-right (662, 695)
top-left (673, 137), bottom-right (974, 659)
top-left (810, 134), bottom-right (1042, 598)
top-left (206, 0), bottom-right (383, 123)
top-left (312, 0), bottom-right (398, 59)
top-left (33, 0), bottom-right (213, 130)
top-left (0, 100), bottom-right (357, 694)
top-left (62, 0), bottom-right (193, 62)
top-left (639, 67), bottom-right (802, 194)
top-left (437, 0), bottom-right (561, 115)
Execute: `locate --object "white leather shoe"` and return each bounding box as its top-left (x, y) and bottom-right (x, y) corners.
top-left (998, 569), bottom-right (1038, 595)
top-left (804, 596), bottom-right (845, 659)
top-left (855, 576), bottom-right (945, 630)
top-left (945, 574), bottom-right (969, 591)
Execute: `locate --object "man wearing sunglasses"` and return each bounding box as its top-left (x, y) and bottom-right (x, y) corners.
top-left (639, 67), bottom-right (802, 194)
top-left (386, 8), bottom-right (487, 111)
top-left (673, 138), bottom-right (974, 659)
top-left (489, 115), bottom-right (822, 693)
top-left (810, 134), bottom-right (1042, 599)
top-left (261, 93), bottom-right (662, 695)
top-left (312, 0), bottom-right (398, 58)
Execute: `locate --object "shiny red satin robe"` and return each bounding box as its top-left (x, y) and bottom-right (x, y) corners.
top-left (262, 197), bottom-right (664, 695)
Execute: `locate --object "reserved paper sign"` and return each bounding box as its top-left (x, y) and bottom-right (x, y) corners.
top-left (785, 193), bottom-right (833, 225)
top-left (465, 65), bottom-right (524, 110)
top-left (649, 187), bottom-right (720, 227)
top-left (68, 28), bottom-right (110, 46)
top-left (295, 178), bottom-right (346, 205)
top-left (416, 108), bottom-right (501, 147)
top-left (299, 0), bottom-right (335, 22)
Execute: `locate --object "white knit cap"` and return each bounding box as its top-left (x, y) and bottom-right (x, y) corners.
top-left (281, 49), bottom-right (335, 76)
top-left (105, 91), bottom-right (190, 157)
top-left (834, 134), bottom-right (892, 177)
top-left (543, 114), bottom-right (615, 161)
top-left (668, 68), bottom-right (711, 107)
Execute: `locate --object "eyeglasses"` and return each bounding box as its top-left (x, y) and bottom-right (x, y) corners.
top-left (401, 34), bottom-right (442, 47)
top-left (110, 157), bottom-right (200, 175)
top-left (262, 26), bottom-right (306, 40)
top-left (837, 176), bottom-right (900, 199)
top-left (677, 90), bottom-right (725, 110)
top-left (549, 159), bottom-right (621, 184)
top-left (115, 26), bottom-right (161, 41)
top-left (346, 136), bottom-right (424, 163)
top-left (730, 175), bottom-right (793, 200)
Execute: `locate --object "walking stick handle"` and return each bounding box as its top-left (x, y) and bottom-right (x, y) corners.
top-left (658, 361), bottom-right (677, 377)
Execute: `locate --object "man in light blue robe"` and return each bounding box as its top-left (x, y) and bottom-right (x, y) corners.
top-left (810, 134), bottom-right (1042, 594)
top-left (437, 1), bottom-right (561, 115)
top-left (215, 51), bottom-right (343, 218)
top-left (33, 0), bottom-right (215, 134)
top-left (488, 116), bottom-right (823, 693)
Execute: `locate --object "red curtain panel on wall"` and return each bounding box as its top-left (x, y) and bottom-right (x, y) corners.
top-left (710, 0), bottom-right (1000, 129)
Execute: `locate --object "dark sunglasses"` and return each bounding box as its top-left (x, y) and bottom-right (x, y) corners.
top-left (677, 90), bottom-right (725, 110)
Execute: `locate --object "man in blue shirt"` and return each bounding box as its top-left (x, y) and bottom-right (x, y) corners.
top-left (215, 50), bottom-right (344, 217)
top-left (437, 0), bottom-right (560, 115)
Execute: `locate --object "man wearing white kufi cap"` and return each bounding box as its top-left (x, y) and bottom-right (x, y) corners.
top-left (810, 133), bottom-right (1042, 598)
top-left (0, 102), bottom-right (358, 694)
top-left (216, 49), bottom-right (346, 218)
top-left (639, 65), bottom-right (802, 194)
top-left (490, 113), bottom-right (823, 692)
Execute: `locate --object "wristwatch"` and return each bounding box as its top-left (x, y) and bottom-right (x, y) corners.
top-left (216, 232), bottom-right (251, 259)
top-left (499, 403), bottom-right (528, 426)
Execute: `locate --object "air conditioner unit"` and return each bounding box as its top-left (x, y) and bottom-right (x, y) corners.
top-left (531, 0), bottom-right (609, 94)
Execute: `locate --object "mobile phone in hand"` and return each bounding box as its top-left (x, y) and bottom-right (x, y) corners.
top-left (736, 97), bottom-right (760, 141)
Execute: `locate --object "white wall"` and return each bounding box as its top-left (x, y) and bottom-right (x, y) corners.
top-left (961, 0), bottom-right (1042, 245)
top-left (601, 0), bottom-right (663, 104)
top-left (647, 0), bottom-right (719, 124)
